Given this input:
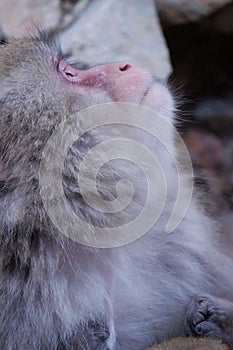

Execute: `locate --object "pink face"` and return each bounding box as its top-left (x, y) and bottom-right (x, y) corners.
top-left (57, 59), bottom-right (173, 116)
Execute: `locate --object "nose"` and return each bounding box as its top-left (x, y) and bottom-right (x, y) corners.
top-left (58, 59), bottom-right (134, 84)
top-left (81, 62), bottom-right (133, 79)
top-left (118, 63), bottom-right (132, 72)
top-left (102, 62), bottom-right (133, 73)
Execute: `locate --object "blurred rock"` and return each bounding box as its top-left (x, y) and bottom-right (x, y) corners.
top-left (194, 99), bottom-right (233, 122)
top-left (61, 0), bottom-right (91, 31)
top-left (183, 129), bottom-right (223, 170)
top-left (212, 2), bottom-right (233, 33)
top-left (0, 0), bottom-right (61, 37)
top-left (183, 127), bottom-right (233, 222)
top-left (59, 0), bottom-right (172, 80)
top-left (0, 25), bottom-right (5, 42)
top-left (156, 0), bottom-right (233, 25)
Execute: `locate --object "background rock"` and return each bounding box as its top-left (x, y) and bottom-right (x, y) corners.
top-left (60, 0), bottom-right (92, 31)
top-left (0, 0), bottom-right (61, 37)
top-left (59, 0), bottom-right (172, 80)
top-left (156, 0), bottom-right (233, 25)
top-left (212, 2), bottom-right (233, 33)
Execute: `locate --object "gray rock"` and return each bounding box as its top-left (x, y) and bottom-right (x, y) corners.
top-left (0, 0), bottom-right (61, 37)
top-left (156, 0), bottom-right (233, 25)
top-left (212, 2), bottom-right (233, 33)
top-left (59, 0), bottom-right (172, 80)
top-left (61, 0), bottom-right (92, 31)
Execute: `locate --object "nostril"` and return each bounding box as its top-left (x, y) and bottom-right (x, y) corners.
top-left (65, 70), bottom-right (74, 78)
top-left (58, 59), bottom-right (80, 82)
top-left (119, 64), bottom-right (132, 72)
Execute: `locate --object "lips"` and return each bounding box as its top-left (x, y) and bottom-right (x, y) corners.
top-left (140, 81), bottom-right (154, 106)
top-left (140, 80), bottom-right (174, 118)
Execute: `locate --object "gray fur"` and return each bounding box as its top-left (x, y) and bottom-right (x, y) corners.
top-left (0, 33), bottom-right (232, 350)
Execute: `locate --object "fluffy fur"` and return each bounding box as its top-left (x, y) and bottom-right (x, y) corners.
top-left (0, 33), bottom-right (232, 349)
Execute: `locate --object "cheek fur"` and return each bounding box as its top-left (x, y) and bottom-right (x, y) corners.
top-left (142, 83), bottom-right (174, 119)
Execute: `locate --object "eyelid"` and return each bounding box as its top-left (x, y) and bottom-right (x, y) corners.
top-left (53, 55), bottom-right (62, 71)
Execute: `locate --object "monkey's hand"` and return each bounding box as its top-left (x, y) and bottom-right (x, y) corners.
top-left (185, 294), bottom-right (233, 349)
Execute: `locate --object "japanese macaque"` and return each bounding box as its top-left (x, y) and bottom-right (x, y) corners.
top-left (0, 32), bottom-right (233, 350)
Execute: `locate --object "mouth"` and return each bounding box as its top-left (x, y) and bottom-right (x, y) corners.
top-left (139, 80), bottom-right (154, 106)
top-left (138, 77), bottom-right (173, 116)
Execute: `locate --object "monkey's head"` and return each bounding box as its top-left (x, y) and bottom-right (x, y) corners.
top-left (0, 32), bottom-right (173, 117)
top-left (0, 33), bottom-right (175, 251)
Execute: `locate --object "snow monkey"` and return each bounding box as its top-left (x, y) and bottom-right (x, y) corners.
top-left (0, 32), bottom-right (232, 349)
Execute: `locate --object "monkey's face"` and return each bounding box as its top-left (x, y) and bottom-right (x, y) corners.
top-left (0, 33), bottom-right (173, 125)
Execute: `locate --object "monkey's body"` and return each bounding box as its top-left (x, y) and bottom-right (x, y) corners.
top-left (0, 34), bottom-right (232, 350)
top-left (1, 205), bottom-right (232, 350)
